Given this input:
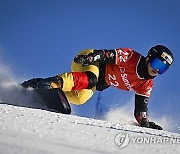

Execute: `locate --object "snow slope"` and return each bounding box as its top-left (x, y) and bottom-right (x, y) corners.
top-left (0, 104), bottom-right (179, 154)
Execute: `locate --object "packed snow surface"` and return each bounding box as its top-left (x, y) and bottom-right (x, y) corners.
top-left (0, 104), bottom-right (179, 154)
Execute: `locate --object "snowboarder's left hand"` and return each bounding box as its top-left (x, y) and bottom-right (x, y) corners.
top-left (140, 118), bottom-right (163, 130)
top-left (74, 54), bottom-right (94, 66)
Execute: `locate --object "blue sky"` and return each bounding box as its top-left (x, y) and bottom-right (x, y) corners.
top-left (0, 0), bottom-right (180, 131)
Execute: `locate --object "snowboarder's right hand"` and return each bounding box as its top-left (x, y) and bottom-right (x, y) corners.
top-left (140, 118), bottom-right (163, 130)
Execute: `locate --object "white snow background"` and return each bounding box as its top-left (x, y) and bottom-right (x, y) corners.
top-left (0, 54), bottom-right (179, 153)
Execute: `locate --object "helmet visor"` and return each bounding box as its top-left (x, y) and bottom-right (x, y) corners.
top-left (150, 58), bottom-right (169, 74)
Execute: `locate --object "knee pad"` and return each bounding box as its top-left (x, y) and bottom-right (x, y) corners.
top-left (72, 71), bottom-right (97, 90)
top-left (85, 71), bottom-right (98, 89)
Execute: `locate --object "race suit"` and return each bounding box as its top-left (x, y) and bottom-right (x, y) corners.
top-left (59, 48), bottom-right (154, 123)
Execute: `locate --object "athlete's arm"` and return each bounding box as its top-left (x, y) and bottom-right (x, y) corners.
top-left (73, 49), bottom-right (116, 66)
top-left (134, 94), bottom-right (149, 124)
top-left (134, 94), bottom-right (163, 130)
top-left (74, 48), bottom-right (134, 66)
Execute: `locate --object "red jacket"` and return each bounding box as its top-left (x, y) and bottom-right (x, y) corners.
top-left (105, 48), bottom-right (153, 97)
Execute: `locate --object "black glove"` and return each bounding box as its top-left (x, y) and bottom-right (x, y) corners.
top-left (21, 77), bottom-right (59, 89)
top-left (74, 54), bottom-right (94, 66)
top-left (140, 118), bottom-right (163, 130)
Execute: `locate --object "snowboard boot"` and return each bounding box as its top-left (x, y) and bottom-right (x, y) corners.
top-left (21, 78), bottom-right (44, 89)
top-left (21, 76), bottom-right (63, 89)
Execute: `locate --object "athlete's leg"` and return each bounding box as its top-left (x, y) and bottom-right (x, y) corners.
top-left (64, 87), bottom-right (96, 105)
top-left (60, 49), bottom-right (99, 105)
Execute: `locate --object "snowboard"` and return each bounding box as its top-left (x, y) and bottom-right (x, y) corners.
top-left (35, 88), bottom-right (71, 114)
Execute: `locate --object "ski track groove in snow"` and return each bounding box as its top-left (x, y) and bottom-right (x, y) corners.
top-left (0, 103), bottom-right (179, 154)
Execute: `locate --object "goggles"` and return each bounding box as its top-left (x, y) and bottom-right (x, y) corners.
top-left (150, 58), bottom-right (169, 74)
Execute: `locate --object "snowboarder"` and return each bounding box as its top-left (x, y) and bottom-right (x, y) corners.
top-left (22, 45), bottom-right (174, 130)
